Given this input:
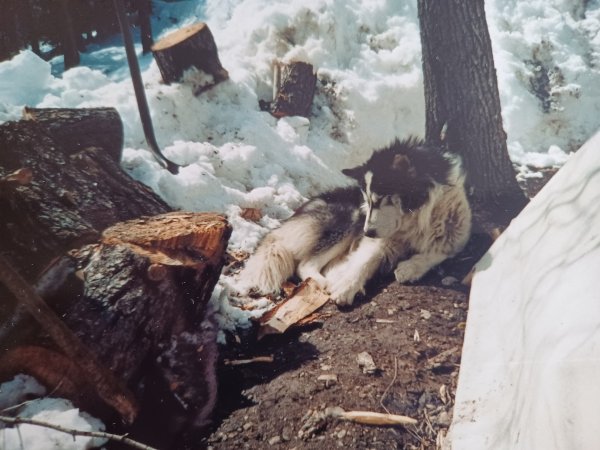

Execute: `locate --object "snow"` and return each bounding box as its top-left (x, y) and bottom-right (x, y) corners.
top-left (0, 376), bottom-right (107, 450)
top-left (448, 129), bottom-right (600, 450)
top-left (2, 0), bottom-right (600, 448)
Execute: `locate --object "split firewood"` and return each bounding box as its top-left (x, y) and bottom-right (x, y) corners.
top-left (258, 278), bottom-right (330, 338)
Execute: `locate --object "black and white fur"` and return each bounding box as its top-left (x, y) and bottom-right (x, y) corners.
top-left (238, 138), bottom-right (472, 305)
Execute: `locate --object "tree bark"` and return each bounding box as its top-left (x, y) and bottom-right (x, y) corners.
top-left (23, 107), bottom-right (123, 163)
top-left (151, 22), bottom-right (229, 86)
top-left (0, 119), bottom-right (168, 282)
top-left (137, 0), bottom-right (153, 54)
top-left (418, 0), bottom-right (527, 223)
top-left (59, 0), bottom-right (80, 69)
top-left (63, 212), bottom-right (229, 437)
top-left (270, 61), bottom-right (317, 118)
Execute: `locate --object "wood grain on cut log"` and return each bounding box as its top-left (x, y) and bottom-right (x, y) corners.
top-left (151, 22), bottom-right (228, 86)
top-left (22, 107), bottom-right (123, 163)
top-left (270, 61), bottom-right (317, 118)
top-left (62, 212), bottom-right (230, 438)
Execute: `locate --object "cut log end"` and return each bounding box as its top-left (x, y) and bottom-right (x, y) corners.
top-left (151, 22), bottom-right (229, 87)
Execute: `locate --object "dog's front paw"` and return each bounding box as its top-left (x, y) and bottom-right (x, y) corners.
top-left (394, 261), bottom-right (423, 283)
top-left (327, 278), bottom-right (362, 306)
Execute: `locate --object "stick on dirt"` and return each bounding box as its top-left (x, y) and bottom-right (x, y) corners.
top-left (0, 255), bottom-right (138, 424)
top-left (0, 415), bottom-right (156, 450)
top-left (327, 407), bottom-right (418, 426)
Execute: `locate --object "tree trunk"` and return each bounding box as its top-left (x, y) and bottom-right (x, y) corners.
top-left (151, 22), bottom-right (229, 86)
top-left (137, 0), bottom-right (153, 54)
top-left (23, 107), bottom-right (123, 163)
top-left (59, 0), bottom-right (80, 69)
top-left (418, 0), bottom-right (527, 224)
top-left (270, 61), bottom-right (317, 118)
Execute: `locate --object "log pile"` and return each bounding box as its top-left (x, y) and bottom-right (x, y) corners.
top-left (0, 109), bottom-right (230, 446)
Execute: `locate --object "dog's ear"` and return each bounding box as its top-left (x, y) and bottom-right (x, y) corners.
top-left (342, 165), bottom-right (364, 181)
top-left (392, 154), bottom-right (416, 178)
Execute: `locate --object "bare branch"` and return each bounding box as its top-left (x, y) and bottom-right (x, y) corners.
top-left (0, 415), bottom-right (157, 450)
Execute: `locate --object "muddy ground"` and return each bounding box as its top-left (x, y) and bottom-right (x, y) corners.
top-left (198, 172), bottom-right (555, 450)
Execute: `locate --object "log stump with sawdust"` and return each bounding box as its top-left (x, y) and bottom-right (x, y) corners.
top-left (270, 61), bottom-right (317, 118)
top-left (151, 22), bottom-right (229, 88)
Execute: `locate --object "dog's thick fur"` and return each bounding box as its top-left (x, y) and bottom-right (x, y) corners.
top-left (238, 138), bottom-right (472, 305)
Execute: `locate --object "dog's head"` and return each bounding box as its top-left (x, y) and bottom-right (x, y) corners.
top-left (342, 138), bottom-right (454, 238)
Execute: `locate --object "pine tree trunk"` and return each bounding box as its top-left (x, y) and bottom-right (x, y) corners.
top-left (59, 0), bottom-right (80, 69)
top-left (137, 0), bottom-right (153, 54)
top-left (418, 0), bottom-right (527, 223)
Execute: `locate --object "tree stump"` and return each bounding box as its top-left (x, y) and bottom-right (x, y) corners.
top-left (151, 22), bottom-right (229, 87)
top-left (270, 61), bottom-right (317, 118)
top-left (22, 107), bottom-right (123, 163)
top-left (63, 212), bottom-right (230, 439)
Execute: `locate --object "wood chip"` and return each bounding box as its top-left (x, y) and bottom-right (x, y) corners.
top-left (258, 278), bottom-right (330, 338)
top-left (240, 207), bottom-right (262, 222)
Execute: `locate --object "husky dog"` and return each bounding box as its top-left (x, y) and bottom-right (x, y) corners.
top-left (238, 138), bottom-right (472, 306)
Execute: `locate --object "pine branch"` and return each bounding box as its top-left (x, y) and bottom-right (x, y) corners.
top-left (0, 415), bottom-right (158, 450)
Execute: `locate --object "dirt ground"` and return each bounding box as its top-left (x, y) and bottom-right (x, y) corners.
top-left (198, 171), bottom-right (555, 450)
top-left (199, 237), bottom-right (487, 450)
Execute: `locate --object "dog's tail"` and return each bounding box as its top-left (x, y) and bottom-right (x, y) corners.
top-left (237, 234), bottom-right (295, 295)
top-left (445, 153), bottom-right (467, 186)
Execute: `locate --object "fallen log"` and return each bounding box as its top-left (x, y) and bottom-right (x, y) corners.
top-left (151, 22), bottom-right (229, 88)
top-left (22, 107), bottom-right (123, 163)
top-left (270, 61), bottom-right (317, 118)
top-left (0, 119), bottom-right (168, 282)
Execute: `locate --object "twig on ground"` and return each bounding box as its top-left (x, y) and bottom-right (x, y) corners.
top-left (223, 355), bottom-right (274, 366)
top-left (0, 415), bottom-right (157, 450)
top-left (379, 356), bottom-right (398, 414)
top-left (327, 407), bottom-right (417, 426)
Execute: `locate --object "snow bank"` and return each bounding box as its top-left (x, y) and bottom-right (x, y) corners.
top-left (448, 130), bottom-right (600, 449)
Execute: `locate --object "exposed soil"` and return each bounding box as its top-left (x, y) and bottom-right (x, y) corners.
top-left (198, 171), bottom-right (557, 450)
top-left (198, 236), bottom-right (486, 450)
